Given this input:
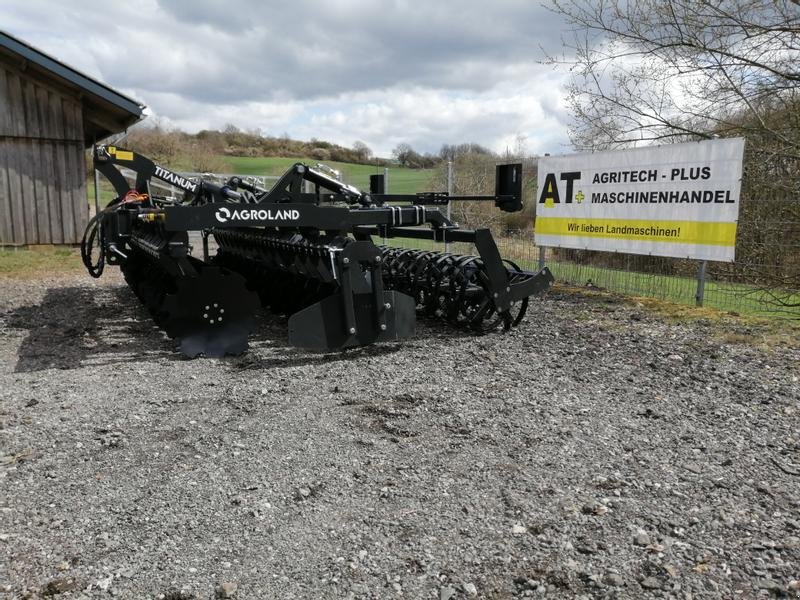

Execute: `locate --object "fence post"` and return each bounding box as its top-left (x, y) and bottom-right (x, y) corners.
top-left (382, 167), bottom-right (389, 246)
top-left (537, 153), bottom-right (551, 272)
top-left (695, 260), bottom-right (708, 306)
top-left (445, 160), bottom-right (453, 252)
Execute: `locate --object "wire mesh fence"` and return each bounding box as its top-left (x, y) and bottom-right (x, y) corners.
top-left (505, 232), bottom-right (800, 318)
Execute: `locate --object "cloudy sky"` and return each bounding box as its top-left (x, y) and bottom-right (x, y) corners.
top-left (4, 0), bottom-right (574, 157)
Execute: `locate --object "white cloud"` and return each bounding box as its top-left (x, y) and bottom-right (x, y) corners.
top-left (4, 0), bottom-right (574, 156)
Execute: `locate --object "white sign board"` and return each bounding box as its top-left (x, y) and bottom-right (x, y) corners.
top-left (534, 138), bottom-right (745, 262)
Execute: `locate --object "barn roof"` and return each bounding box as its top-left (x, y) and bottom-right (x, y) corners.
top-left (0, 30), bottom-right (145, 144)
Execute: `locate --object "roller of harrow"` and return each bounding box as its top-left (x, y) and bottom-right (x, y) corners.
top-left (82, 146), bottom-right (553, 357)
top-left (379, 246), bottom-right (533, 332)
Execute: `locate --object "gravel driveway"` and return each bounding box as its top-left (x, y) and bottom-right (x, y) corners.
top-left (1, 273), bottom-right (799, 599)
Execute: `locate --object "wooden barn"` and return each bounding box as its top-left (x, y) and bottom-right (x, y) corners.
top-left (0, 30), bottom-right (144, 246)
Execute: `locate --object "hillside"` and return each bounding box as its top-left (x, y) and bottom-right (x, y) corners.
top-left (87, 126), bottom-right (458, 197)
top-left (224, 156), bottom-right (436, 195)
top-left (88, 155), bottom-right (438, 205)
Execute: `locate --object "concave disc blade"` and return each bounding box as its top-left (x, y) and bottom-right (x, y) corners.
top-left (159, 267), bottom-right (260, 358)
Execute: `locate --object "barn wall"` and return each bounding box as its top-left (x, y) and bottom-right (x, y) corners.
top-left (0, 61), bottom-right (87, 245)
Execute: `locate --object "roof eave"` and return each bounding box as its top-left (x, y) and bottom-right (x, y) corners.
top-left (0, 30), bottom-right (145, 120)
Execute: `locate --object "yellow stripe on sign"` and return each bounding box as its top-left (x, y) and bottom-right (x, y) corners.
top-left (535, 217), bottom-right (737, 247)
top-left (115, 150), bottom-right (134, 161)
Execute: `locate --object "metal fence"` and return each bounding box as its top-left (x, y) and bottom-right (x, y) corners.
top-left (486, 233), bottom-right (799, 319)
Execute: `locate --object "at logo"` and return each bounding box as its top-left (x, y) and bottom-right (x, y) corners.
top-left (539, 171), bottom-right (581, 207)
top-left (215, 207), bottom-right (231, 223)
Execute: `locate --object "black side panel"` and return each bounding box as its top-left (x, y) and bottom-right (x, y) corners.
top-left (288, 290), bottom-right (415, 350)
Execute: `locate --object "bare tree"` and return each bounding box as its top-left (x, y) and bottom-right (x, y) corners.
top-left (547, 0), bottom-right (800, 311)
top-left (352, 140), bottom-right (372, 162)
top-left (392, 143), bottom-right (415, 167)
top-left (547, 0), bottom-right (800, 153)
top-left (439, 143), bottom-right (494, 161)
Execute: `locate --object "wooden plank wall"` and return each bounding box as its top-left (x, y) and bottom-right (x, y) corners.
top-left (0, 61), bottom-right (88, 245)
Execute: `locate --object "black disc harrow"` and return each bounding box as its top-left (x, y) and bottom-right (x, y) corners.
top-left (379, 245), bottom-right (534, 332)
top-left (83, 145), bottom-right (554, 357)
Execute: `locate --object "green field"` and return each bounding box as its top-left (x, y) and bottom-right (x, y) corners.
top-left (223, 156), bottom-right (436, 195)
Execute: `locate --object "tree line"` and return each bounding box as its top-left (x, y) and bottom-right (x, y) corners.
top-left (118, 122), bottom-right (507, 173)
top-left (122, 124), bottom-right (385, 170)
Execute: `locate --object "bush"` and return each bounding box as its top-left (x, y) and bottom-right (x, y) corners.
top-left (310, 147), bottom-right (331, 161)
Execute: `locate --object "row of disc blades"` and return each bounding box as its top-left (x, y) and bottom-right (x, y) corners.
top-left (213, 249), bottom-right (337, 317)
top-left (121, 250), bottom-right (259, 358)
top-left (216, 235), bottom-right (532, 334)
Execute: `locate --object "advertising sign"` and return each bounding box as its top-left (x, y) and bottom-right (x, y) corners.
top-left (534, 138), bottom-right (745, 261)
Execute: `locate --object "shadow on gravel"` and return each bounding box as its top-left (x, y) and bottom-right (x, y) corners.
top-left (5, 285), bottom-right (178, 372)
top-left (228, 342), bottom-right (405, 371)
top-left (4, 283), bottom-right (477, 373)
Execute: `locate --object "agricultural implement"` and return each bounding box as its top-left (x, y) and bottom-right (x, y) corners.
top-left (82, 146), bottom-right (553, 357)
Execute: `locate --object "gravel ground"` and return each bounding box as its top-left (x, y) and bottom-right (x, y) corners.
top-left (1, 273), bottom-right (799, 600)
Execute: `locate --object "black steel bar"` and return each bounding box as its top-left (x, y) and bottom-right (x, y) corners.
top-left (353, 225), bottom-right (480, 243)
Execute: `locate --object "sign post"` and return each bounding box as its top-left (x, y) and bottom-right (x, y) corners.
top-left (695, 260), bottom-right (708, 307)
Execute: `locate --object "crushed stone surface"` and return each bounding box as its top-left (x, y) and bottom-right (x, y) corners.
top-left (1, 273), bottom-right (799, 599)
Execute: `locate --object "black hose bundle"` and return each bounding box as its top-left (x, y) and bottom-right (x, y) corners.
top-left (80, 209), bottom-right (109, 278)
